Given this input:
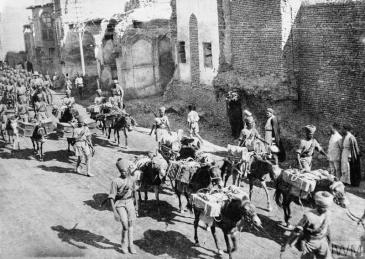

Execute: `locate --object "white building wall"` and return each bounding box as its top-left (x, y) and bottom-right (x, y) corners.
top-left (175, 0), bottom-right (220, 85)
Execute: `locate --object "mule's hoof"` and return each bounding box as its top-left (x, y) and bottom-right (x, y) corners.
top-left (218, 249), bottom-right (224, 255)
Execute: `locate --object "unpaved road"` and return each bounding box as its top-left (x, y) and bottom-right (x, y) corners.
top-left (0, 93), bottom-right (364, 259)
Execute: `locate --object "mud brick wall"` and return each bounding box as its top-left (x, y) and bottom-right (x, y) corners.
top-left (296, 1), bottom-right (365, 151)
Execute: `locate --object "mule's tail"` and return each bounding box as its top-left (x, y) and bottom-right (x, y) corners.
top-left (274, 175), bottom-right (284, 208)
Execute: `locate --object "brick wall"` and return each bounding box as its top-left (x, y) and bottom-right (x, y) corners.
top-left (295, 1), bottom-right (365, 150)
top-left (230, 0), bottom-right (282, 74)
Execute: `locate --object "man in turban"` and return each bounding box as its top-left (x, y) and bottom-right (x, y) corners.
top-left (237, 116), bottom-right (260, 151)
top-left (296, 125), bottom-right (328, 172)
top-left (109, 158), bottom-right (138, 254)
top-left (73, 115), bottom-right (93, 177)
top-left (281, 191), bottom-right (333, 259)
top-left (150, 106), bottom-right (172, 150)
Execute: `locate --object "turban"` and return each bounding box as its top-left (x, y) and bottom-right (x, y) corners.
top-left (314, 191), bottom-right (333, 208)
top-left (243, 109), bottom-right (252, 117)
top-left (267, 108), bottom-right (274, 114)
top-left (159, 106), bottom-right (166, 113)
top-left (304, 125), bottom-right (316, 134)
top-left (116, 158), bottom-right (131, 172)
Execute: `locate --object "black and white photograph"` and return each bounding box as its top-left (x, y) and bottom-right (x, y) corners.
top-left (0, 0), bottom-right (364, 258)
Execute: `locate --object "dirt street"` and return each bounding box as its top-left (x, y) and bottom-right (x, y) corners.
top-left (0, 93), bottom-right (364, 259)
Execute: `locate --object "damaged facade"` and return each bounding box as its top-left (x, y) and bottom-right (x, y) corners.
top-left (95, 0), bottom-right (174, 98)
top-left (24, 2), bottom-right (62, 75)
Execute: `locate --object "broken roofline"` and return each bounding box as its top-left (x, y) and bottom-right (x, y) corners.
top-left (26, 2), bottom-right (53, 10)
top-left (65, 9), bottom-right (134, 27)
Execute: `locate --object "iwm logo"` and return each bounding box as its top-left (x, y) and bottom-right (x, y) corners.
top-left (332, 243), bottom-right (364, 257)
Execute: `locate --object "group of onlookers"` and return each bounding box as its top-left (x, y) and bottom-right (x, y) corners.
top-left (240, 108), bottom-right (362, 187)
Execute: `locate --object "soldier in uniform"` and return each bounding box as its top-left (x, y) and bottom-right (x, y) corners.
top-left (34, 93), bottom-right (48, 121)
top-left (149, 106), bottom-right (172, 150)
top-left (73, 115), bottom-right (94, 177)
top-left (111, 79), bottom-right (124, 109)
top-left (94, 89), bottom-right (104, 106)
top-left (108, 89), bottom-right (120, 109)
top-left (109, 158), bottom-right (138, 254)
top-left (237, 116), bottom-right (261, 151)
top-left (281, 191), bottom-right (333, 259)
top-left (61, 89), bottom-right (75, 112)
top-left (31, 71), bottom-right (43, 91)
top-left (16, 97), bottom-right (29, 122)
top-left (16, 80), bottom-right (27, 104)
top-left (297, 125), bottom-right (328, 172)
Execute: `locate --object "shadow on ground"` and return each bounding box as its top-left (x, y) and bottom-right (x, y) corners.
top-left (93, 136), bottom-right (119, 149)
top-left (138, 200), bottom-right (181, 225)
top-left (0, 147), bottom-right (36, 160)
top-left (43, 149), bottom-right (76, 163)
top-left (83, 193), bottom-right (111, 212)
top-left (51, 224), bottom-right (121, 252)
top-left (37, 165), bottom-right (83, 176)
top-left (135, 229), bottom-right (213, 259)
top-left (248, 213), bottom-right (288, 245)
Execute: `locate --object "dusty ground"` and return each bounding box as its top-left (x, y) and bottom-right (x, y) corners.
top-left (0, 92), bottom-right (364, 259)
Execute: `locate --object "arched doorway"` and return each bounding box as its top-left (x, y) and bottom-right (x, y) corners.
top-left (189, 14), bottom-right (200, 88)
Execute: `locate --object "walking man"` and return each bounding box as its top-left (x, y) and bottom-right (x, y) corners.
top-left (150, 106), bottom-right (172, 150)
top-left (73, 115), bottom-right (94, 177)
top-left (75, 73), bottom-right (84, 99)
top-left (187, 105), bottom-right (203, 143)
top-left (112, 79), bottom-right (124, 109)
top-left (296, 125), bottom-right (328, 172)
top-left (327, 122), bottom-right (342, 179)
top-left (281, 191), bottom-right (333, 259)
top-left (109, 158), bottom-right (138, 254)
